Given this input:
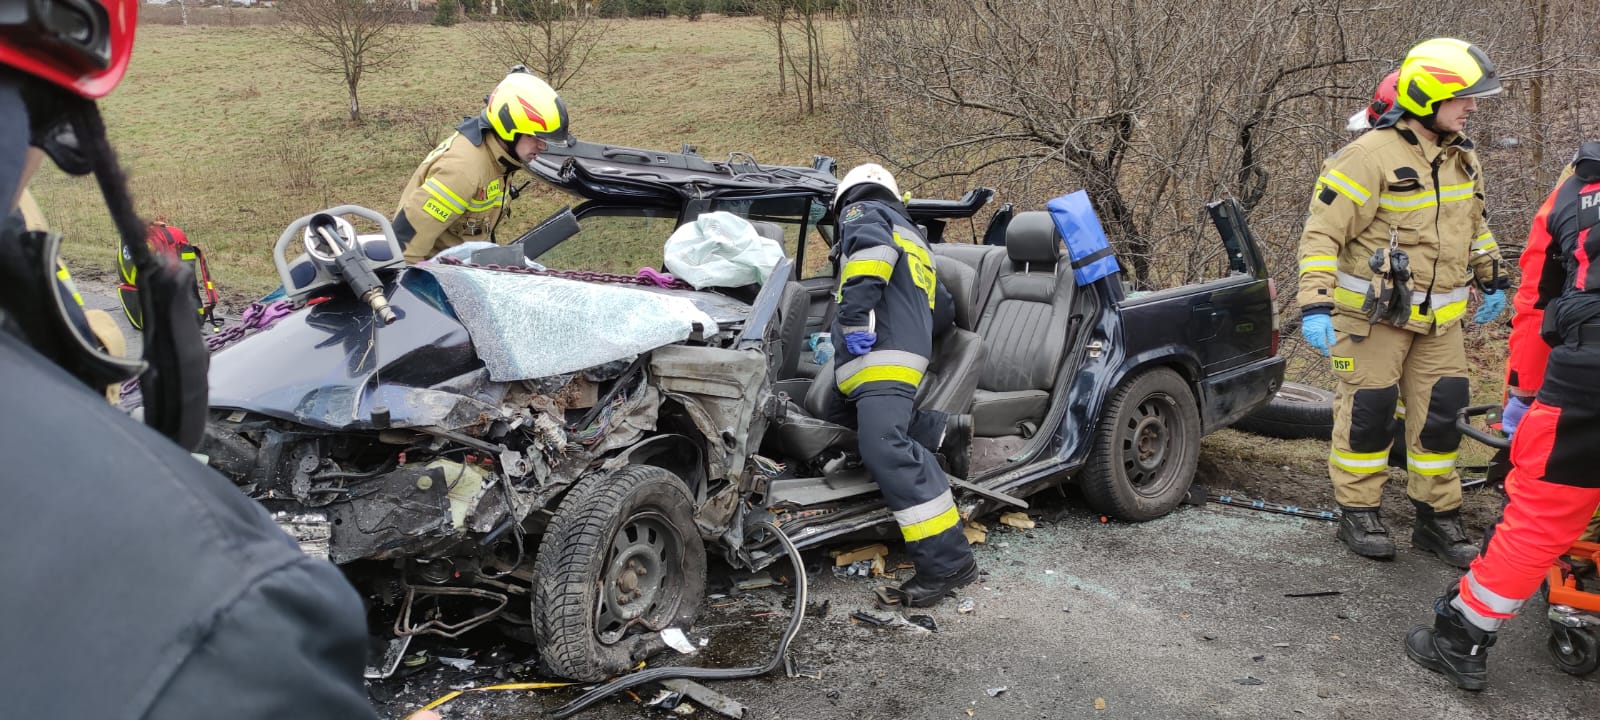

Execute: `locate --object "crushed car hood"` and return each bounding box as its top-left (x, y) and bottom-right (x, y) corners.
top-left (208, 271), bottom-right (501, 431)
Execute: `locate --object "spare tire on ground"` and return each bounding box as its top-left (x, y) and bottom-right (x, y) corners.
top-left (1231, 381), bottom-right (1334, 440)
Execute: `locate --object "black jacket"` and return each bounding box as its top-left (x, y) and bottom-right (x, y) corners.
top-left (829, 199), bottom-right (938, 396)
top-left (0, 328), bottom-right (378, 720)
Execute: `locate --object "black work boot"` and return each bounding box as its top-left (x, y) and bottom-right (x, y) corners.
top-left (884, 556), bottom-right (979, 608)
top-left (1405, 592), bottom-right (1496, 690)
top-left (1411, 500), bottom-right (1479, 569)
top-left (939, 413), bottom-right (974, 480)
top-left (1337, 505), bottom-right (1396, 559)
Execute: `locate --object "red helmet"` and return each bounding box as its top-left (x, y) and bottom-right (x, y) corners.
top-left (1366, 70), bottom-right (1400, 126)
top-left (0, 0), bottom-right (137, 99)
top-left (1347, 70), bottom-right (1400, 132)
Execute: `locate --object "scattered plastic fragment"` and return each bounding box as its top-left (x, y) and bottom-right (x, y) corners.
top-left (662, 628), bottom-right (698, 655)
top-left (832, 543), bottom-right (889, 566)
top-left (436, 656), bottom-right (475, 671)
top-left (734, 575), bottom-right (776, 591)
top-left (999, 512), bottom-right (1035, 529)
top-left (986, 686), bottom-right (1007, 697)
top-left (849, 609), bottom-right (932, 634)
top-left (957, 597), bottom-right (975, 614)
top-left (647, 689), bottom-right (685, 709)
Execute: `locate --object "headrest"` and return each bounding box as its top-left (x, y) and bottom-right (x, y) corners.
top-left (934, 255), bottom-right (977, 330)
top-left (1005, 211), bottom-right (1061, 265)
top-left (750, 221), bottom-right (786, 244)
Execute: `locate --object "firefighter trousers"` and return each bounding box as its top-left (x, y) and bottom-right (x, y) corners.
top-left (1329, 321), bottom-right (1470, 510)
top-left (852, 389), bottom-right (973, 578)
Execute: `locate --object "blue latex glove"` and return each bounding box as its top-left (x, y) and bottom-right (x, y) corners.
top-left (1300, 313), bottom-right (1334, 357)
top-left (1474, 290), bottom-right (1507, 324)
top-left (844, 331), bottom-right (877, 355)
top-left (1501, 395), bottom-right (1532, 436)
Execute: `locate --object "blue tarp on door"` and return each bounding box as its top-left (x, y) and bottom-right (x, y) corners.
top-left (1045, 190), bottom-right (1120, 286)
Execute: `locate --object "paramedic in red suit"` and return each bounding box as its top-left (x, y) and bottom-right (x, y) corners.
top-left (1405, 142), bottom-right (1600, 690)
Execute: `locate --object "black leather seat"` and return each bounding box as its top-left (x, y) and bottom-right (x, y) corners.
top-left (929, 242), bottom-right (1003, 326)
top-left (968, 211), bottom-right (1075, 437)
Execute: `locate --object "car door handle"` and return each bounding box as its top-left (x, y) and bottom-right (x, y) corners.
top-left (1193, 306), bottom-right (1221, 341)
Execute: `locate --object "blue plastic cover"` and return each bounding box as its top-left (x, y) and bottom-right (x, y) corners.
top-left (1046, 190), bottom-right (1120, 286)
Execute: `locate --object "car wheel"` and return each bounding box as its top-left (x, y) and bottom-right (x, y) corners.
top-left (1081, 367), bottom-right (1201, 522)
top-left (1230, 381), bottom-right (1335, 440)
top-left (533, 464), bottom-right (706, 681)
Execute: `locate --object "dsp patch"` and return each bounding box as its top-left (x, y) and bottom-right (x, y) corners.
top-left (1331, 355), bottom-right (1355, 372)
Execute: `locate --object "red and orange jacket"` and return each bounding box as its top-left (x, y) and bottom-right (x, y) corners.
top-left (1506, 142), bottom-right (1600, 394)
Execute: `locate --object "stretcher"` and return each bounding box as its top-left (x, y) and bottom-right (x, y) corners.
top-left (1459, 404), bottom-right (1600, 676)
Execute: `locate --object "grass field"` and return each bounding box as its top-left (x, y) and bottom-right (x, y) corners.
top-left (32, 15), bottom-right (846, 295)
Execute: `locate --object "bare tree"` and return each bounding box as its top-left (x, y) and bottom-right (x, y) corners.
top-left (755, 0), bottom-right (787, 96)
top-left (469, 0), bottom-right (608, 90)
top-left (845, 0), bottom-right (1598, 290)
top-left (279, 0), bottom-right (413, 124)
top-left (757, 0), bottom-right (833, 115)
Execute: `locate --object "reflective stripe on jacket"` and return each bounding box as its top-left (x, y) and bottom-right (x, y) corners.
top-left (1296, 123), bottom-right (1505, 335)
top-left (393, 118), bottom-right (519, 263)
top-left (831, 200), bottom-right (937, 395)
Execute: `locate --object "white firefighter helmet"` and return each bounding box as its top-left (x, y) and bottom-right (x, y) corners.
top-left (833, 163), bottom-right (901, 211)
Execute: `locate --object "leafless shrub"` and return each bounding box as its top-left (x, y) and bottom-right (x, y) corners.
top-left (270, 137), bottom-right (320, 192)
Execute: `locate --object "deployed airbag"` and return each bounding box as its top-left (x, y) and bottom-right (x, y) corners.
top-left (663, 211), bottom-right (785, 289)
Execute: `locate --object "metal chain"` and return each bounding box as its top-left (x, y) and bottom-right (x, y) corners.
top-left (204, 300), bottom-right (295, 353)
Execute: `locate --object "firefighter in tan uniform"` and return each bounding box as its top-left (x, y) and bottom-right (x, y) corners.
top-left (393, 70), bottom-right (571, 263)
top-left (1296, 38), bottom-right (1510, 567)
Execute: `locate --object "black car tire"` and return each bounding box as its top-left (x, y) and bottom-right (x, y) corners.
top-left (533, 464), bottom-right (706, 681)
top-left (1081, 368), bottom-right (1201, 522)
top-left (1230, 381), bottom-right (1335, 441)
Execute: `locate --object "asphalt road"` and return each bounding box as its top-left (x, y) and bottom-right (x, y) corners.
top-left (372, 499), bottom-right (1595, 720)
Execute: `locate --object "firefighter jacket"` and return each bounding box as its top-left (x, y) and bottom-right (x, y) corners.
top-left (393, 116), bottom-right (520, 263)
top-left (830, 199), bottom-right (938, 396)
top-left (1506, 142), bottom-right (1600, 397)
top-left (1297, 123), bottom-right (1506, 336)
